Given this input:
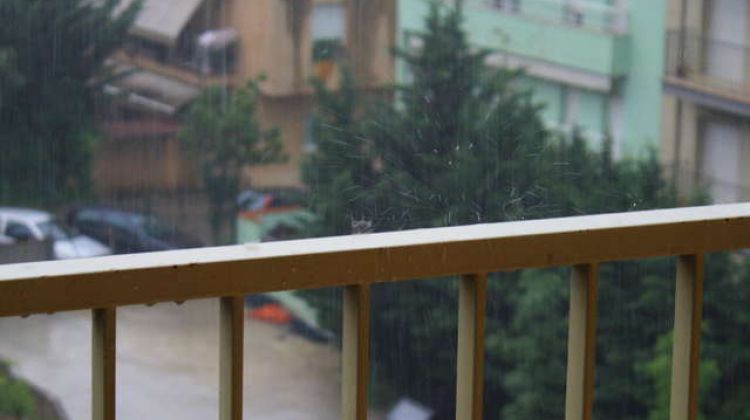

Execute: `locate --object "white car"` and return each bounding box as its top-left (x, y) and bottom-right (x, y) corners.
top-left (0, 207), bottom-right (111, 260)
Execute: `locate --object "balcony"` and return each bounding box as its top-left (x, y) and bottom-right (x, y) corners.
top-left (1, 204), bottom-right (749, 419)
top-left (402, 0), bottom-right (631, 91)
top-left (664, 30), bottom-right (750, 117)
top-left (116, 28), bottom-right (239, 87)
top-left (102, 29), bottom-right (239, 118)
top-left (475, 0), bottom-right (629, 35)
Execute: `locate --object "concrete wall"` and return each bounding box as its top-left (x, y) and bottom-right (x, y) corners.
top-left (229, 0), bottom-right (314, 96)
top-left (228, 0), bottom-right (395, 96)
top-left (661, 96), bottom-right (701, 194)
top-left (248, 95), bottom-right (313, 188)
top-left (348, 0), bottom-right (397, 87)
top-left (94, 135), bottom-right (200, 192)
top-left (661, 0), bottom-right (706, 197)
top-left (231, 0), bottom-right (395, 187)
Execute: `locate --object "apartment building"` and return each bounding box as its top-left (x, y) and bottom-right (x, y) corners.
top-left (663, 0), bottom-right (750, 203)
top-left (398, 0), bottom-right (665, 158)
top-left (96, 0), bottom-right (395, 192)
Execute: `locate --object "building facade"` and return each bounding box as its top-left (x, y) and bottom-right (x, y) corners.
top-left (397, 0), bottom-right (665, 158)
top-left (97, 0), bottom-right (395, 192)
top-left (663, 0), bottom-right (750, 203)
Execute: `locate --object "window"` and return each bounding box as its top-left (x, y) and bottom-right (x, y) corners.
top-left (311, 4), bottom-right (345, 42)
top-left (311, 3), bottom-right (345, 62)
top-left (491, 0), bottom-right (521, 13)
top-left (565, 1), bottom-right (586, 27)
top-left (563, 85), bottom-right (581, 134)
top-left (700, 116), bottom-right (744, 203)
top-left (4, 222), bottom-right (34, 242)
top-left (303, 116), bottom-right (317, 152)
top-left (195, 29), bottom-right (238, 75)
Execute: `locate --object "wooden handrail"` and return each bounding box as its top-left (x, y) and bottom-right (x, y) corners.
top-left (2, 203), bottom-right (749, 420)
top-left (1, 203), bottom-right (749, 317)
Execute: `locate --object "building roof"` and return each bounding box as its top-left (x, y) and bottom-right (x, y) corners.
top-left (119, 0), bottom-right (205, 46)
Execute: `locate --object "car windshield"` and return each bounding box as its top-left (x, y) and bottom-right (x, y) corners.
top-left (36, 220), bottom-right (71, 241)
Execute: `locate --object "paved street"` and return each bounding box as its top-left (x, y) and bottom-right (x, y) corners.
top-left (0, 299), bottom-right (352, 419)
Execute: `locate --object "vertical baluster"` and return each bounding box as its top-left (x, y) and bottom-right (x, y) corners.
top-left (456, 273), bottom-right (487, 420)
top-left (342, 284), bottom-right (371, 420)
top-left (670, 254), bottom-right (704, 420)
top-left (565, 263), bottom-right (598, 420)
top-left (92, 307), bottom-right (116, 420)
top-left (220, 296), bottom-right (245, 420)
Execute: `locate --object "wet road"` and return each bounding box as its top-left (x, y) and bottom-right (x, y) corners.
top-left (0, 299), bottom-right (349, 420)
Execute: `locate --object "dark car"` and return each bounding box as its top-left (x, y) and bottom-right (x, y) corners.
top-left (67, 207), bottom-right (203, 254)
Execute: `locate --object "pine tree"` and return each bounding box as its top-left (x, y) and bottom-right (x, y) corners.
top-left (0, 0), bottom-right (141, 204)
top-left (302, 67), bottom-right (384, 236)
top-left (368, 1), bottom-right (553, 229)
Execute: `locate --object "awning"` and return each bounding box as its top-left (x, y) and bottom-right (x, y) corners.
top-left (105, 67), bottom-right (201, 115)
top-left (118, 0), bottom-right (205, 46)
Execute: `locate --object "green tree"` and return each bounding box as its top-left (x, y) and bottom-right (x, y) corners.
top-left (305, 1), bottom-right (552, 233)
top-left (299, 2), bottom-right (712, 420)
top-left (695, 254), bottom-right (750, 419)
top-left (179, 79), bottom-right (285, 245)
top-left (0, 0), bottom-right (141, 205)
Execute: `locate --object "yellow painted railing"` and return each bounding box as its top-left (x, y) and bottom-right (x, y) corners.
top-left (2, 203), bottom-right (750, 420)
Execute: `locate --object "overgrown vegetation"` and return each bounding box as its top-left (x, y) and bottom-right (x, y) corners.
top-left (0, 361), bottom-right (34, 418)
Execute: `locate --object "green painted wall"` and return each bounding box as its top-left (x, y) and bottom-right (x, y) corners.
top-left (525, 77), bottom-right (564, 126)
top-left (398, 0), bottom-right (629, 76)
top-left (618, 0), bottom-right (665, 157)
top-left (396, 0), bottom-right (665, 158)
top-left (577, 88), bottom-right (607, 140)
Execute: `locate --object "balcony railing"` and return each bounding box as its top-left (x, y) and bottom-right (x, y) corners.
top-left (464, 0), bottom-right (629, 34)
top-left (665, 29), bottom-right (750, 98)
top-left (2, 203), bottom-right (750, 419)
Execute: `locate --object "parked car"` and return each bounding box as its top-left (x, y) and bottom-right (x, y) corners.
top-left (67, 207), bottom-right (203, 254)
top-left (0, 207), bottom-right (111, 260)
